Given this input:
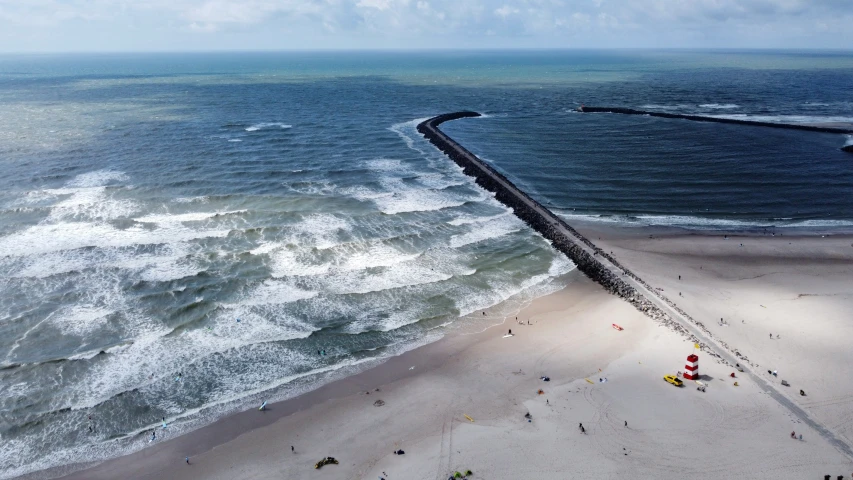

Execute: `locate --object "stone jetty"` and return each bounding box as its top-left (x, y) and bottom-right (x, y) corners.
top-left (577, 106), bottom-right (853, 135)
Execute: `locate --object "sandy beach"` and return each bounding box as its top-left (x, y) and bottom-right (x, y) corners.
top-left (48, 228), bottom-right (853, 480)
top-left (580, 226), bottom-right (853, 444)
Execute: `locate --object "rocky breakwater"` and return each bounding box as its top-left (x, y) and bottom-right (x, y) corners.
top-left (577, 106), bottom-right (853, 135)
top-left (417, 112), bottom-right (724, 362)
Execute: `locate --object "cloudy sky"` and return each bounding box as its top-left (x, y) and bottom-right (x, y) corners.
top-left (0, 0), bottom-right (850, 52)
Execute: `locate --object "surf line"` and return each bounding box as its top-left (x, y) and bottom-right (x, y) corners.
top-left (577, 106), bottom-right (853, 137)
top-left (417, 112), bottom-right (853, 461)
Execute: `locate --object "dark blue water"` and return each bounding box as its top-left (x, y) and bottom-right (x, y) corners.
top-left (1, 50), bottom-right (852, 478)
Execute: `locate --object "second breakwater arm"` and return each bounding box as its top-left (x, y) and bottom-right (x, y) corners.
top-left (417, 112), bottom-right (853, 460)
top-left (578, 106), bottom-right (853, 136)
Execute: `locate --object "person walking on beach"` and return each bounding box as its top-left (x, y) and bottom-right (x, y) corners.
top-left (259, 401), bottom-right (267, 411)
top-left (625, 420), bottom-right (628, 427)
top-left (291, 445), bottom-right (294, 453)
top-left (508, 329), bottom-right (512, 335)
top-left (186, 456), bottom-right (190, 465)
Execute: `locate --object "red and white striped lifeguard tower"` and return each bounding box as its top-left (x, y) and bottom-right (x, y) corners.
top-left (683, 354), bottom-right (699, 380)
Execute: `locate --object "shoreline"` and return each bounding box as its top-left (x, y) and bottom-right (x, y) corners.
top-left (32, 227), bottom-right (853, 480)
top-left (47, 271), bottom-right (587, 480)
top-left (46, 234), bottom-right (853, 478)
top-left (551, 209), bottom-right (853, 238)
top-left (560, 219), bottom-right (853, 242)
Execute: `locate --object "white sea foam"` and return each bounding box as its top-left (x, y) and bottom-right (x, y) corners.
top-left (10, 250), bottom-right (95, 278)
top-left (245, 122), bottom-right (292, 132)
top-left (50, 305), bottom-right (115, 337)
top-left (14, 189), bottom-right (61, 206)
top-left (844, 135), bottom-right (853, 146)
top-left (9, 242), bottom-right (199, 282)
top-left (65, 170), bottom-right (128, 188)
top-left (293, 213), bottom-right (352, 249)
top-left (336, 243), bottom-right (421, 271)
top-left (67, 311), bottom-right (320, 413)
top-left (265, 247), bottom-right (332, 277)
top-left (365, 158), bottom-right (405, 172)
top-left (346, 159), bottom-right (482, 214)
top-left (450, 215), bottom-right (523, 248)
top-left (452, 263), bottom-right (573, 320)
top-left (707, 114), bottom-right (853, 124)
top-left (447, 211), bottom-right (511, 226)
top-left (371, 188), bottom-right (474, 215)
top-left (174, 196), bottom-right (209, 204)
top-left (138, 260), bottom-right (202, 282)
top-left (0, 346), bottom-right (393, 480)
top-left (307, 258), bottom-right (454, 295)
top-left (699, 103), bottom-right (740, 109)
top-left (44, 186), bottom-right (138, 222)
top-left (413, 172), bottom-right (468, 190)
top-left (249, 242), bottom-right (282, 256)
top-left (388, 117), bottom-right (430, 154)
top-left (232, 280), bottom-right (318, 306)
top-left (134, 210), bottom-right (246, 225)
top-left (24, 171), bottom-right (137, 222)
top-left (342, 304), bottom-right (427, 334)
top-left (0, 222), bottom-right (230, 258)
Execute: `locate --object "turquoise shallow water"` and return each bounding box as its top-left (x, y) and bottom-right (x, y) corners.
top-left (0, 50), bottom-right (851, 478)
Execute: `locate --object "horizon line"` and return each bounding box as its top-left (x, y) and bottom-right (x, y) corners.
top-left (2, 47), bottom-right (853, 56)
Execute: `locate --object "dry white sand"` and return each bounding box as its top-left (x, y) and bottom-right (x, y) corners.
top-left (582, 228), bottom-right (853, 450)
top-left (58, 262), bottom-right (853, 480)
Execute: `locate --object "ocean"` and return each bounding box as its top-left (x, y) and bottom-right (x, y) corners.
top-left (1, 50), bottom-right (852, 478)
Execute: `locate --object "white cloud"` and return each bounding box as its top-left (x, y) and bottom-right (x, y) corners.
top-left (0, 0), bottom-right (849, 50)
top-left (494, 5), bottom-right (519, 18)
top-left (357, 0), bottom-right (394, 10)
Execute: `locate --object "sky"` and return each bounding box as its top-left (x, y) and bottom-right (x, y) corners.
top-left (0, 0), bottom-right (851, 52)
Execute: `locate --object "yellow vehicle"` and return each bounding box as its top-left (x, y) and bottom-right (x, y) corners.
top-left (664, 374), bottom-right (683, 387)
